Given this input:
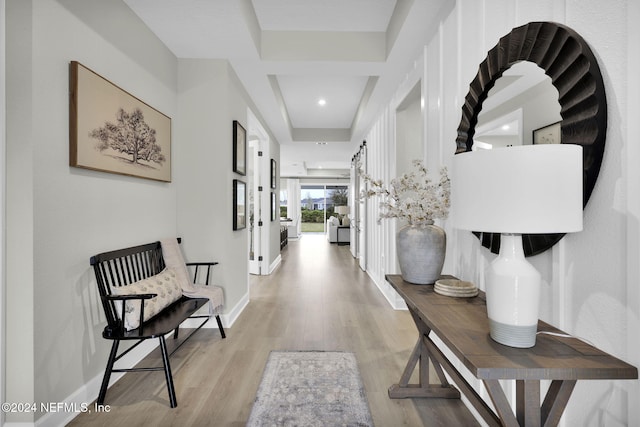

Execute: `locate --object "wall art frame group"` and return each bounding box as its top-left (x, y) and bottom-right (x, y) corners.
top-left (69, 61), bottom-right (172, 182)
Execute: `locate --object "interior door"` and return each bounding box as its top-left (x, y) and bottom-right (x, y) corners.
top-left (349, 164), bottom-right (357, 258)
top-left (248, 138), bottom-right (262, 275)
top-left (354, 144), bottom-right (367, 271)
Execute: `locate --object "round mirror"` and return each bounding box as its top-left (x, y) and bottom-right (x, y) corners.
top-left (455, 22), bottom-right (607, 256)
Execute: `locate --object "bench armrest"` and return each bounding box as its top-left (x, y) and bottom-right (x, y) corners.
top-left (103, 293), bottom-right (157, 301)
top-left (186, 262), bottom-right (219, 286)
top-left (102, 293), bottom-right (158, 333)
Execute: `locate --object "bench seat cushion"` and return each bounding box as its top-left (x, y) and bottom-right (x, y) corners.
top-left (111, 268), bottom-right (183, 330)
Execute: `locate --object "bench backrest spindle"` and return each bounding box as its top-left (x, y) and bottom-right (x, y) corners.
top-left (90, 241), bottom-right (167, 331)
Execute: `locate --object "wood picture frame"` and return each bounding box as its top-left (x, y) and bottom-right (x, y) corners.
top-left (69, 61), bottom-right (171, 182)
top-left (233, 179), bottom-right (247, 230)
top-left (532, 121), bottom-right (561, 145)
top-left (270, 159), bottom-right (277, 189)
top-left (233, 120), bottom-right (247, 175)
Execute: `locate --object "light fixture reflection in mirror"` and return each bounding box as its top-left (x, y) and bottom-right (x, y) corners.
top-left (473, 61), bottom-right (561, 150)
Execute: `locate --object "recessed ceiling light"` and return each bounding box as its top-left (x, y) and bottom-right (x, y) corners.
top-left (316, 142), bottom-right (327, 145)
top-left (318, 99), bottom-right (326, 106)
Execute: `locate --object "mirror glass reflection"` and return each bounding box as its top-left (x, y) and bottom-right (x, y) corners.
top-left (473, 61), bottom-right (561, 150)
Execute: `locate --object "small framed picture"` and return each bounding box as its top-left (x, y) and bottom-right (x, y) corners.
top-left (271, 192), bottom-right (277, 221)
top-left (270, 159), bottom-right (277, 189)
top-left (233, 120), bottom-right (246, 175)
top-left (532, 121), bottom-right (561, 145)
top-left (233, 179), bottom-right (246, 230)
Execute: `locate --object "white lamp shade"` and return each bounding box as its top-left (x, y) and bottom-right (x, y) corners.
top-left (451, 144), bottom-right (583, 234)
top-left (335, 206), bottom-right (349, 215)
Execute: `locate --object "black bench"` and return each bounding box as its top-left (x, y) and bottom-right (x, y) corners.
top-left (90, 239), bottom-right (226, 408)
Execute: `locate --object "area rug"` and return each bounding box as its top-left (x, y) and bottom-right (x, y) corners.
top-left (247, 351), bottom-right (373, 426)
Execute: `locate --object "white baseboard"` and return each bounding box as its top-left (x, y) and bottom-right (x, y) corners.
top-left (224, 291), bottom-right (250, 326)
top-left (40, 293), bottom-right (250, 427)
top-left (369, 272), bottom-right (407, 310)
top-left (34, 339), bottom-right (159, 427)
top-left (268, 254), bottom-right (281, 275)
top-left (180, 291), bottom-right (249, 329)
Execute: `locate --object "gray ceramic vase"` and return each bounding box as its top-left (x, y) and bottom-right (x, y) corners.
top-left (396, 222), bottom-right (446, 284)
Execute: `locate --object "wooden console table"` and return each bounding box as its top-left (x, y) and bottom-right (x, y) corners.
top-left (386, 274), bottom-right (638, 427)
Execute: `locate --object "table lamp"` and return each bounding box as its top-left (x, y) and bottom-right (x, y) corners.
top-left (451, 144), bottom-right (583, 348)
top-left (335, 205), bottom-right (349, 225)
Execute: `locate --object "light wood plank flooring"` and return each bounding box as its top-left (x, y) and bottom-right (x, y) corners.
top-left (68, 234), bottom-right (479, 426)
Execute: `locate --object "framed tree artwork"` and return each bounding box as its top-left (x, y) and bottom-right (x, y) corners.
top-left (233, 120), bottom-right (247, 175)
top-left (69, 61), bottom-right (171, 182)
top-left (233, 179), bottom-right (246, 230)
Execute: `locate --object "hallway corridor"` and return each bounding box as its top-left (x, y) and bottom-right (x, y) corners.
top-left (69, 235), bottom-right (478, 426)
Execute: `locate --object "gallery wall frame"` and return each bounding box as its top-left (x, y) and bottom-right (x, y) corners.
top-left (233, 179), bottom-right (247, 230)
top-left (271, 192), bottom-right (277, 221)
top-left (233, 120), bottom-right (247, 175)
top-left (270, 159), bottom-right (277, 189)
top-left (69, 61), bottom-right (171, 182)
top-left (532, 121), bottom-right (561, 145)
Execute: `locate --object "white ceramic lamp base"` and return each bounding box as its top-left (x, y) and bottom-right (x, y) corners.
top-left (486, 234), bottom-right (541, 348)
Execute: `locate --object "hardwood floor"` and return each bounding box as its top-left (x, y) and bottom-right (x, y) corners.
top-left (68, 234), bottom-right (479, 426)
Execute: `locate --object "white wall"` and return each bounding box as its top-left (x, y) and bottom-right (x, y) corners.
top-left (6, 2), bottom-right (35, 421)
top-left (176, 59), bottom-right (248, 315)
top-left (176, 59), bottom-right (282, 314)
top-left (363, 0), bottom-right (640, 425)
top-left (6, 0), bottom-right (178, 422)
top-left (0, 0), bottom-right (6, 422)
top-left (4, 0), bottom-right (281, 423)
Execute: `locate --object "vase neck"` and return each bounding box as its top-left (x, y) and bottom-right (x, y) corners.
top-left (498, 233), bottom-right (525, 259)
top-left (411, 220), bottom-right (434, 228)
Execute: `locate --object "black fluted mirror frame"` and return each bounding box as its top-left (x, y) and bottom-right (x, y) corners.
top-left (455, 21), bottom-right (607, 256)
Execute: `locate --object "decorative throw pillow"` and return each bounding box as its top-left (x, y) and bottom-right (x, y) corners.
top-left (342, 217), bottom-right (350, 226)
top-left (111, 268), bottom-right (183, 331)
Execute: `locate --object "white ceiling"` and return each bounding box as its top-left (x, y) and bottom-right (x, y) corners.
top-left (123, 0), bottom-right (452, 178)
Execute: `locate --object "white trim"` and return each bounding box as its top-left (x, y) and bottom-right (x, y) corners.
top-left (1, 0), bottom-right (6, 424)
top-left (268, 254), bottom-right (281, 275)
top-left (246, 108), bottom-right (272, 276)
top-left (222, 291), bottom-right (250, 327)
top-left (34, 339), bottom-right (158, 427)
top-left (367, 273), bottom-right (407, 311)
top-left (180, 291), bottom-right (249, 330)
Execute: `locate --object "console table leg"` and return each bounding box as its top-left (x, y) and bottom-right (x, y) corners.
top-left (487, 379), bottom-right (573, 427)
top-left (388, 335), bottom-right (460, 399)
top-left (484, 380), bottom-right (520, 427)
top-left (517, 380), bottom-right (541, 427)
top-left (541, 380), bottom-right (576, 426)
top-left (398, 337), bottom-right (422, 387)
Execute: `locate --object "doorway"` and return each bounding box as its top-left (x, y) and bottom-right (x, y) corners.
top-left (247, 109), bottom-right (270, 275)
top-left (300, 184), bottom-right (349, 234)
